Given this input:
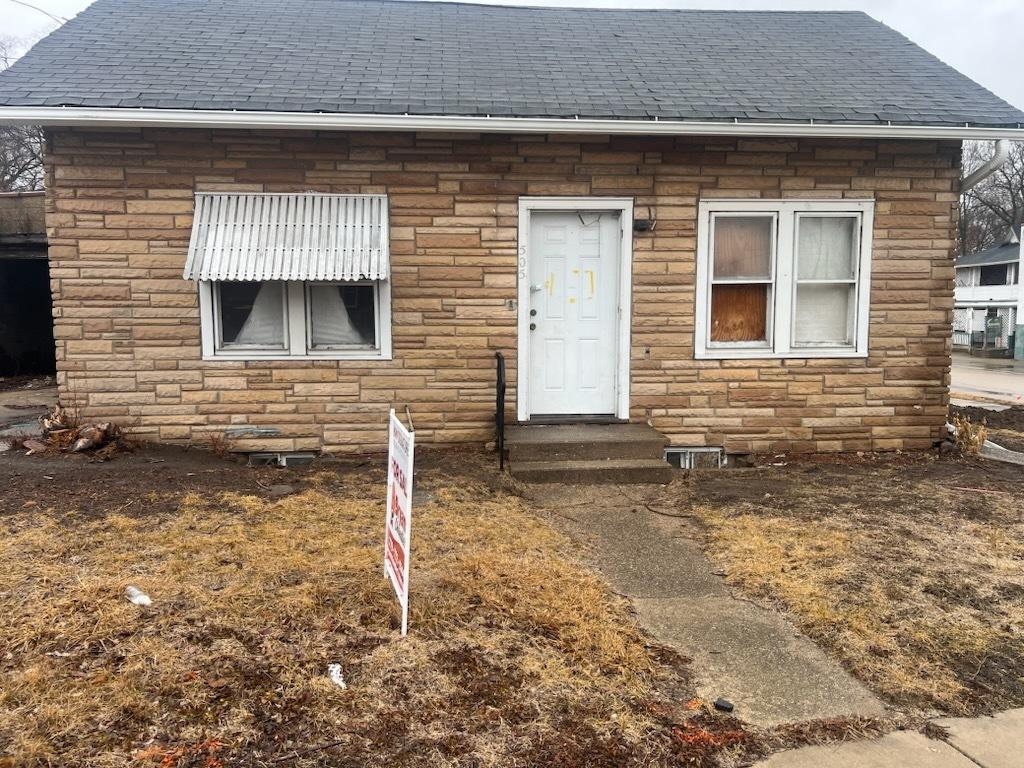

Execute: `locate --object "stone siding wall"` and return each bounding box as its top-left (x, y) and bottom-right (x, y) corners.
top-left (44, 128), bottom-right (959, 453)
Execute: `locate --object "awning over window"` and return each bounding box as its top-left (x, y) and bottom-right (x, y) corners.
top-left (183, 193), bottom-right (389, 281)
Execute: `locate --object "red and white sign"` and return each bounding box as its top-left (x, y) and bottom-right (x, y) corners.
top-left (384, 408), bottom-right (415, 635)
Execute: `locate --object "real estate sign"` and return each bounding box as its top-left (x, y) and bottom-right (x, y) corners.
top-left (384, 408), bottom-right (414, 636)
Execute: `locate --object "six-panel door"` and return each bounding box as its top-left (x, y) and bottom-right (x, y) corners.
top-left (527, 210), bottom-right (620, 416)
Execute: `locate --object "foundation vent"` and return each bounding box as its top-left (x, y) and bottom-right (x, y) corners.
top-left (664, 446), bottom-right (725, 470)
top-left (248, 452), bottom-right (318, 467)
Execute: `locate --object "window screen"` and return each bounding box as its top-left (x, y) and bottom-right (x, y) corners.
top-left (308, 284), bottom-right (377, 349)
top-left (793, 216), bottom-right (858, 346)
top-left (217, 282), bottom-right (286, 348)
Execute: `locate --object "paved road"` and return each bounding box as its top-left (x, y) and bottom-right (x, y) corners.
top-left (951, 354), bottom-right (1024, 405)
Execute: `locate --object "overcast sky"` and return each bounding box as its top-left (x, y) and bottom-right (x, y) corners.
top-left (4, 0), bottom-right (1023, 110)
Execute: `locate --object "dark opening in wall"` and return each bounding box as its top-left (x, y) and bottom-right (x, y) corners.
top-left (0, 258), bottom-right (56, 376)
top-left (980, 263), bottom-right (1010, 286)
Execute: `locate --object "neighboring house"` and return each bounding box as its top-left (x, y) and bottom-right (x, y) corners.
top-left (0, 0), bottom-right (1022, 458)
top-left (0, 191), bottom-right (55, 376)
top-left (954, 228), bottom-right (1024, 358)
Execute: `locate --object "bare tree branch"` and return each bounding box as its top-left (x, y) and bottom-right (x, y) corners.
top-left (959, 140), bottom-right (1024, 256)
top-left (0, 34), bottom-right (45, 192)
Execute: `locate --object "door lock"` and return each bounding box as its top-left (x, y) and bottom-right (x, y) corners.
top-left (530, 309), bottom-right (537, 317)
top-left (529, 323), bottom-right (537, 331)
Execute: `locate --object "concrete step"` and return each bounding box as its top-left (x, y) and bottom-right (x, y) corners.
top-left (508, 438), bottom-right (667, 462)
top-left (505, 423), bottom-right (668, 462)
top-left (511, 457), bottom-right (674, 485)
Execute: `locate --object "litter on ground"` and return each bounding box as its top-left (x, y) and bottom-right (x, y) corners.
top-left (124, 586), bottom-right (152, 607)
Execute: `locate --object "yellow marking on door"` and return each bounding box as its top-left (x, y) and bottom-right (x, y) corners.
top-left (586, 270), bottom-right (596, 298)
top-left (568, 297), bottom-right (576, 304)
top-left (545, 273), bottom-right (554, 296)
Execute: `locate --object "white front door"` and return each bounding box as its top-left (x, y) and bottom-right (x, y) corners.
top-left (527, 210), bottom-right (620, 417)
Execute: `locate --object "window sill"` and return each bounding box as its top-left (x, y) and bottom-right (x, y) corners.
top-left (203, 352), bottom-right (392, 362)
top-left (696, 348), bottom-right (867, 360)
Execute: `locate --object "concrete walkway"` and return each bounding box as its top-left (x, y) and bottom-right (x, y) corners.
top-left (758, 709), bottom-right (1024, 767)
top-left (525, 483), bottom-right (884, 728)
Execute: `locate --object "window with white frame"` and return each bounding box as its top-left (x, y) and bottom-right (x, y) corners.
top-left (695, 200), bottom-right (873, 359)
top-left (199, 279), bottom-right (390, 359)
top-left (185, 193), bottom-right (392, 360)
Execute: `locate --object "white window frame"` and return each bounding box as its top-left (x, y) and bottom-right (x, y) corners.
top-left (199, 279), bottom-right (392, 361)
top-left (705, 212), bottom-right (778, 353)
top-left (695, 199), bottom-right (874, 360)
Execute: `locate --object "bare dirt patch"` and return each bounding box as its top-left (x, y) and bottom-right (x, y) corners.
top-left (673, 453), bottom-right (1024, 716)
top-left (951, 404), bottom-right (1024, 433)
top-left (0, 445), bottom-right (774, 767)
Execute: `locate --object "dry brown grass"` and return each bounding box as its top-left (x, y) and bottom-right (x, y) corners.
top-left (0, 456), bottom-right (726, 767)
top-left (951, 414), bottom-right (988, 454)
top-left (682, 457), bottom-right (1024, 715)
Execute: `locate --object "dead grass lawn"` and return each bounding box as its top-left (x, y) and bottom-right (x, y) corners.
top-left (0, 449), bottom-right (760, 767)
top-left (679, 454), bottom-right (1024, 715)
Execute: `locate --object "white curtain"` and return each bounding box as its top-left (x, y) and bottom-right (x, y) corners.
top-left (233, 283), bottom-right (285, 345)
top-left (310, 285), bottom-right (373, 347)
top-left (794, 285), bottom-right (852, 344)
top-left (794, 217), bottom-right (857, 344)
top-left (797, 217), bottom-right (855, 280)
top-left (713, 216), bottom-right (773, 279)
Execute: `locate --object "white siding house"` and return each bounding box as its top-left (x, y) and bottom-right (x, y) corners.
top-left (954, 228), bottom-right (1024, 357)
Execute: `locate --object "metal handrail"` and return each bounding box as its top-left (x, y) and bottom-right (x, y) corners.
top-left (495, 351), bottom-right (506, 471)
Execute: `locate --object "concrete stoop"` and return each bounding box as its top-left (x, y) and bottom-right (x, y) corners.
top-left (505, 423), bottom-right (673, 484)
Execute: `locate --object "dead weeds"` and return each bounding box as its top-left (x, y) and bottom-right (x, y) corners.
top-left (950, 404), bottom-right (1024, 453)
top-left (950, 413), bottom-right (987, 454)
top-left (678, 455), bottom-right (1024, 715)
top-left (0, 448), bottom-right (761, 767)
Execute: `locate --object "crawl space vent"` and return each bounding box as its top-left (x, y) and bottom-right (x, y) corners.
top-left (664, 446), bottom-right (724, 470)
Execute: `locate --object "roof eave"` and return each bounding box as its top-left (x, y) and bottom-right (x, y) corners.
top-left (956, 258), bottom-right (1020, 268)
top-left (1, 106), bottom-right (1023, 140)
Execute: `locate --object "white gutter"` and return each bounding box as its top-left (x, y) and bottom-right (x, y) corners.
top-left (0, 106), bottom-right (1023, 140)
top-left (962, 139), bottom-right (1012, 191)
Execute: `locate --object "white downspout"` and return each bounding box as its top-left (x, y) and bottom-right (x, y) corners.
top-left (962, 139), bottom-right (1011, 191)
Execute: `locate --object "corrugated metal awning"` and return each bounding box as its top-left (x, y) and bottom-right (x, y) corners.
top-left (183, 193), bottom-right (389, 281)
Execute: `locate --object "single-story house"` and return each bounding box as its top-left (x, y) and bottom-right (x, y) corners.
top-left (1, 0), bottom-right (1023, 460)
top-left (954, 227), bottom-right (1024, 358)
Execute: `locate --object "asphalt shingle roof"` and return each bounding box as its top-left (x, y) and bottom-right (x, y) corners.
top-left (1, 0), bottom-right (1022, 128)
top-left (957, 239), bottom-right (1022, 268)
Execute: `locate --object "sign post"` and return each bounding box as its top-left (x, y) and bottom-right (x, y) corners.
top-left (384, 408), bottom-right (414, 635)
